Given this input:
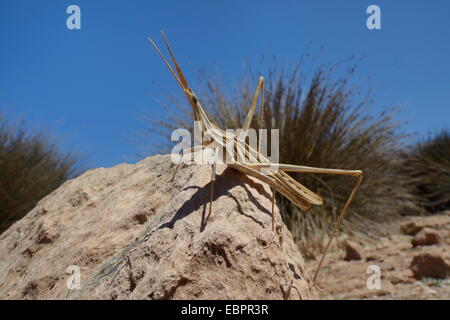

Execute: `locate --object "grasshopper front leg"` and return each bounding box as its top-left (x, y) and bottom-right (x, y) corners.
top-left (204, 162), bottom-right (217, 226)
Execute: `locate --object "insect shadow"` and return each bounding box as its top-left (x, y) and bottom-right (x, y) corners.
top-left (158, 166), bottom-right (273, 232)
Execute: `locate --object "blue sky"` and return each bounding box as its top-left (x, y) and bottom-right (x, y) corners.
top-left (1, 0), bottom-right (449, 169)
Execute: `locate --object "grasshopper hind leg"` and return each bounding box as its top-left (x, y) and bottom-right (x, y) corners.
top-left (271, 187), bottom-right (276, 233)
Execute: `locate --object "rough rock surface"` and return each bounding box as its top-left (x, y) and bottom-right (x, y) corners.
top-left (0, 154), bottom-right (315, 300)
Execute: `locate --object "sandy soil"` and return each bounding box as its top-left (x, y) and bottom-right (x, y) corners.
top-left (306, 212), bottom-right (450, 300)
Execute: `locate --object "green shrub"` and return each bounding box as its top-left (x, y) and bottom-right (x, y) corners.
top-left (0, 115), bottom-right (79, 233)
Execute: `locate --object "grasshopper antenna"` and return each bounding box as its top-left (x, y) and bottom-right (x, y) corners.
top-left (150, 31), bottom-right (202, 123)
top-left (147, 36), bottom-right (185, 90)
top-left (160, 30), bottom-right (189, 90)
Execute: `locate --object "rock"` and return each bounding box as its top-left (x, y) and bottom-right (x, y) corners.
top-left (0, 154), bottom-right (314, 300)
top-left (343, 240), bottom-right (364, 261)
top-left (411, 228), bottom-right (440, 247)
top-left (410, 251), bottom-right (450, 279)
top-left (390, 275), bottom-right (416, 285)
top-left (401, 221), bottom-right (425, 235)
top-left (401, 214), bottom-right (450, 236)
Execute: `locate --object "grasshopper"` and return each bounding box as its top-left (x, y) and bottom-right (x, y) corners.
top-left (148, 31), bottom-right (363, 287)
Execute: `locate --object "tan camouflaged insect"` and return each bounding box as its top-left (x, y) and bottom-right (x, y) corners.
top-left (148, 31), bottom-right (363, 287)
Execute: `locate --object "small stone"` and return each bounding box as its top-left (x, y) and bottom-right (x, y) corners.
top-left (390, 276), bottom-right (403, 285)
top-left (401, 221), bottom-right (424, 235)
top-left (390, 276), bottom-right (416, 285)
top-left (365, 255), bottom-right (378, 262)
top-left (410, 252), bottom-right (450, 279)
top-left (403, 277), bottom-right (417, 284)
top-left (343, 240), bottom-right (364, 261)
top-left (411, 228), bottom-right (440, 247)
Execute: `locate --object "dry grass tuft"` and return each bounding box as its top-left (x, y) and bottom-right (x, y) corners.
top-left (402, 129), bottom-right (450, 213)
top-left (0, 115), bottom-right (80, 233)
